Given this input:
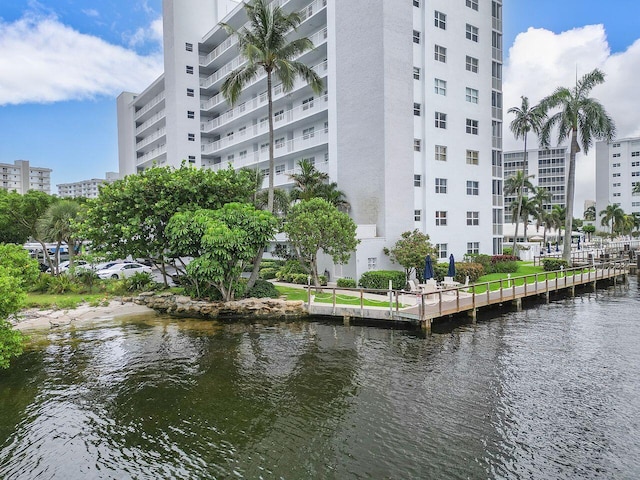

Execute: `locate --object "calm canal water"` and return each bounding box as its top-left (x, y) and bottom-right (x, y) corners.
top-left (1, 280), bottom-right (640, 479)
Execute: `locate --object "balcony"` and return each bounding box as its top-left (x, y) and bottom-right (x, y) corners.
top-left (492, 47), bottom-right (503, 63)
top-left (134, 92), bottom-right (165, 120)
top-left (201, 59), bottom-right (328, 112)
top-left (136, 109), bottom-right (166, 135)
top-left (136, 127), bottom-right (167, 150)
top-left (136, 144), bottom-right (167, 166)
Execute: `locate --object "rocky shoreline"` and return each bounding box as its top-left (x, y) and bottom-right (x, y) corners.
top-left (134, 291), bottom-right (307, 319)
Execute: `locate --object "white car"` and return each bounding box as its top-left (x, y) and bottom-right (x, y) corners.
top-left (48, 260), bottom-right (90, 273)
top-left (96, 262), bottom-right (152, 279)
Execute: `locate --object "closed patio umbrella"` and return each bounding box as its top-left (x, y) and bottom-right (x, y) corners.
top-left (547, 242), bottom-right (551, 254)
top-left (447, 254), bottom-right (455, 278)
top-left (423, 255), bottom-right (434, 280)
top-left (577, 237), bottom-right (581, 250)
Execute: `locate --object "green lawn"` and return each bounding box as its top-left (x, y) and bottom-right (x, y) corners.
top-left (471, 264), bottom-right (596, 294)
top-left (24, 293), bottom-right (109, 310)
top-left (275, 285), bottom-right (404, 308)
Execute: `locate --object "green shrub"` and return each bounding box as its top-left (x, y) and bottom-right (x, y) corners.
top-left (502, 246), bottom-right (513, 256)
top-left (245, 279), bottom-right (279, 298)
top-left (259, 267), bottom-right (277, 280)
top-left (542, 259), bottom-right (569, 271)
top-left (491, 255), bottom-right (519, 263)
top-left (276, 260), bottom-right (307, 281)
top-left (122, 272), bottom-right (159, 293)
top-left (30, 273), bottom-right (53, 293)
top-left (337, 278), bottom-right (357, 288)
top-left (358, 270), bottom-right (406, 290)
top-left (490, 261), bottom-right (518, 273)
top-left (47, 274), bottom-right (78, 294)
top-left (454, 263), bottom-right (484, 283)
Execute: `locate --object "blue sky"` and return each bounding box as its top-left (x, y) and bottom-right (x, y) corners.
top-left (1, 0), bottom-right (639, 210)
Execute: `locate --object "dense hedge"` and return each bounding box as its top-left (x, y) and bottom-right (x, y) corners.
top-left (259, 267), bottom-right (277, 280)
top-left (542, 259), bottom-right (569, 271)
top-left (246, 279), bottom-right (279, 298)
top-left (336, 278), bottom-right (356, 288)
top-left (358, 270), bottom-right (406, 290)
top-left (454, 263), bottom-right (484, 283)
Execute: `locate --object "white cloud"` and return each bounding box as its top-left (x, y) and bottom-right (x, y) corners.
top-left (125, 16), bottom-right (163, 47)
top-left (0, 13), bottom-right (164, 105)
top-left (82, 9), bottom-right (99, 18)
top-left (504, 25), bottom-right (640, 215)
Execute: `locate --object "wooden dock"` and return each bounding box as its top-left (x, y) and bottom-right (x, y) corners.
top-left (306, 260), bottom-right (630, 330)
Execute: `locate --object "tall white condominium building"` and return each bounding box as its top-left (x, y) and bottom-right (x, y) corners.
top-left (595, 137), bottom-right (640, 217)
top-left (57, 172), bottom-right (120, 199)
top-left (503, 147), bottom-right (567, 223)
top-left (118, 0), bottom-right (504, 279)
top-left (0, 160), bottom-right (52, 194)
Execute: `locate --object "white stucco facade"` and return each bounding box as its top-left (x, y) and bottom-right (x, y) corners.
top-left (117, 0), bottom-right (503, 281)
top-left (0, 160), bottom-right (52, 194)
top-left (57, 172), bottom-right (120, 199)
top-left (595, 137), bottom-right (640, 220)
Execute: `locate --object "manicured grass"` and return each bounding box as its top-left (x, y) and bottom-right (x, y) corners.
top-left (470, 264), bottom-right (595, 294)
top-left (275, 285), bottom-right (309, 302)
top-left (275, 285), bottom-right (404, 307)
top-left (24, 293), bottom-right (110, 310)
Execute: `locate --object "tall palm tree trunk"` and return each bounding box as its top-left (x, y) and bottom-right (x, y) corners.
top-left (267, 70), bottom-right (275, 213)
top-left (512, 135), bottom-right (527, 255)
top-left (563, 129), bottom-right (578, 264)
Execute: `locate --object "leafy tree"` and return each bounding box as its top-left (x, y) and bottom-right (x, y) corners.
top-left (284, 198), bottom-right (359, 287)
top-left (289, 160), bottom-right (350, 211)
top-left (582, 224), bottom-right (596, 242)
top-left (0, 244), bottom-right (39, 369)
top-left (221, 0), bottom-right (324, 213)
top-left (540, 69), bottom-right (616, 264)
top-left (383, 230), bottom-right (437, 283)
top-left (599, 204), bottom-right (624, 236)
top-left (80, 165), bottom-right (255, 285)
top-left (167, 203), bottom-right (277, 301)
top-left (507, 96), bottom-right (546, 254)
top-left (584, 205), bottom-right (596, 221)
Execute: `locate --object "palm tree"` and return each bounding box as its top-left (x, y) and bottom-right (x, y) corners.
top-left (511, 196), bottom-right (536, 241)
top-left (531, 187), bottom-right (552, 232)
top-left (599, 204), bottom-right (624, 236)
top-left (548, 205), bottom-right (566, 243)
top-left (221, 0), bottom-right (324, 213)
top-left (504, 170), bottom-right (535, 236)
top-left (289, 159), bottom-right (329, 201)
top-left (539, 69), bottom-right (616, 264)
top-left (584, 205), bottom-right (596, 221)
top-left (36, 200), bottom-right (82, 274)
top-left (507, 96), bottom-right (546, 254)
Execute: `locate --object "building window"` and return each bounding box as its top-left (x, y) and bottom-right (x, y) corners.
top-left (302, 127), bottom-right (315, 140)
top-left (612, 163), bottom-right (621, 167)
top-left (613, 193), bottom-right (621, 197)
top-left (435, 178), bottom-right (447, 194)
top-left (466, 87), bottom-right (479, 104)
top-left (186, 65), bottom-right (194, 74)
top-left (435, 145), bottom-right (447, 161)
top-left (466, 24), bottom-right (479, 42)
top-left (414, 139), bottom-right (421, 152)
top-left (467, 242), bottom-right (480, 254)
top-left (466, 150), bottom-right (479, 165)
top-left (414, 210), bottom-right (422, 221)
top-left (632, 161), bottom-right (640, 167)
top-left (435, 112), bottom-right (447, 129)
top-left (632, 151), bottom-right (640, 157)
top-left (436, 211), bottom-right (447, 226)
top-left (413, 67), bottom-right (420, 80)
top-left (187, 110), bottom-right (195, 119)
top-left (467, 180), bottom-right (479, 195)
top-left (186, 88), bottom-right (194, 97)
top-left (466, 118), bottom-right (479, 135)
top-left (436, 243), bottom-right (448, 259)
top-left (612, 153), bottom-right (621, 158)
top-left (466, 55), bottom-right (479, 73)
top-left (467, 211), bottom-right (479, 225)
top-left (414, 103), bottom-right (421, 116)
top-left (413, 30), bottom-right (421, 44)
top-left (275, 164), bottom-right (286, 175)
top-left (188, 133), bottom-right (195, 141)
top-left (302, 97), bottom-right (314, 110)
top-left (434, 44), bottom-right (447, 62)
top-left (466, 0), bottom-right (479, 11)
top-left (188, 155), bottom-right (196, 163)
top-left (239, 150), bottom-right (247, 159)
top-left (613, 173), bottom-right (621, 177)
top-left (413, 0), bottom-right (420, 6)
top-left (434, 11), bottom-right (446, 29)
top-left (414, 174), bottom-right (422, 187)
top-left (612, 142), bottom-right (621, 147)
top-left (368, 257), bottom-right (377, 270)
top-left (275, 137), bottom-right (285, 148)
top-left (434, 78), bottom-right (447, 95)
top-left (227, 154), bottom-right (234, 162)
top-left (185, 42), bottom-right (193, 52)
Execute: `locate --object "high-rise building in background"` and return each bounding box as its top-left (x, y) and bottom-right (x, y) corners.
top-left (596, 136), bottom-right (640, 220)
top-left (117, 0), bottom-right (504, 280)
top-left (503, 147), bottom-right (567, 223)
top-left (0, 160), bottom-right (52, 195)
top-left (57, 172), bottom-right (120, 199)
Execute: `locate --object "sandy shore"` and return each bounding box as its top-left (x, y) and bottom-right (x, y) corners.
top-left (11, 300), bottom-right (156, 332)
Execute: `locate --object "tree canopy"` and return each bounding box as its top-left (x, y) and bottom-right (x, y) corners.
top-left (383, 230), bottom-right (436, 282)
top-left (284, 198), bottom-right (359, 286)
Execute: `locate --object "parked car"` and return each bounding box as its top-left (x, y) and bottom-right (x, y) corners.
top-left (47, 260), bottom-right (90, 273)
top-left (96, 262), bottom-right (152, 279)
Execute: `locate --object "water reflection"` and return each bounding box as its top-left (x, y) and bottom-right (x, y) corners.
top-left (1, 280), bottom-right (639, 479)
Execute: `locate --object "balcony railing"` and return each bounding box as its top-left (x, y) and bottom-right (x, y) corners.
top-left (200, 59), bottom-right (328, 112)
top-left (136, 127), bottom-right (166, 149)
top-left (492, 194), bottom-right (503, 207)
top-left (134, 92), bottom-right (165, 119)
top-left (136, 144), bottom-right (167, 165)
top-left (136, 109), bottom-right (166, 134)
top-left (201, 94), bottom-right (328, 147)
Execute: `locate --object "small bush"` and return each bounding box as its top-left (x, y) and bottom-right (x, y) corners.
top-left (502, 246), bottom-right (513, 256)
top-left (337, 278), bottom-right (357, 288)
top-left (122, 272), bottom-right (159, 293)
top-left (245, 279), bottom-right (279, 298)
top-left (47, 274), bottom-right (78, 294)
top-left (542, 259), bottom-right (569, 271)
top-left (358, 270), bottom-right (406, 290)
top-left (433, 263), bottom-right (448, 282)
top-left (276, 260), bottom-right (308, 281)
top-left (30, 273), bottom-right (53, 293)
top-left (490, 261), bottom-right (518, 273)
top-left (259, 267), bottom-right (278, 280)
top-left (491, 255), bottom-right (518, 263)
top-left (454, 263), bottom-right (484, 283)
